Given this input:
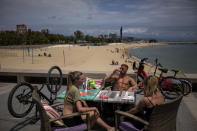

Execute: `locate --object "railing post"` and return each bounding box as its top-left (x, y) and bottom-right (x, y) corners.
top-left (17, 74), bottom-right (25, 83)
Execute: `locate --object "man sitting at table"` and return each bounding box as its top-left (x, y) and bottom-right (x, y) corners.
top-left (104, 64), bottom-right (137, 91)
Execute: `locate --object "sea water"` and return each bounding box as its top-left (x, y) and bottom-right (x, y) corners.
top-left (127, 44), bottom-right (197, 74)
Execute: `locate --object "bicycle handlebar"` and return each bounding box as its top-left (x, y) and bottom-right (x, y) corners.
top-left (133, 58), bottom-right (148, 71)
top-left (141, 58), bottom-right (148, 63)
top-left (156, 63), bottom-right (163, 68)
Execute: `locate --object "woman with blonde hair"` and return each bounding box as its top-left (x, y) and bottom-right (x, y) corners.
top-left (125, 76), bottom-right (164, 129)
top-left (63, 71), bottom-right (114, 131)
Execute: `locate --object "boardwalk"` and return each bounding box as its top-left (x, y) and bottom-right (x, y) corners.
top-left (0, 82), bottom-right (196, 131)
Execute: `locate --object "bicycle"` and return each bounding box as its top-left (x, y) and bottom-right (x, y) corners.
top-left (133, 58), bottom-right (192, 99)
top-left (133, 58), bottom-right (148, 84)
top-left (154, 58), bottom-right (192, 98)
top-left (132, 57), bottom-right (149, 94)
top-left (157, 67), bottom-right (184, 99)
top-left (163, 69), bottom-right (192, 96)
top-left (7, 66), bottom-right (63, 118)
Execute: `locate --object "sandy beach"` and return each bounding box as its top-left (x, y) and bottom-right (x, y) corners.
top-left (0, 43), bottom-right (168, 73)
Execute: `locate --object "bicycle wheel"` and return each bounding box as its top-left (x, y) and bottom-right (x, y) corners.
top-left (159, 77), bottom-right (184, 99)
top-left (8, 82), bottom-right (34, 118)
top-left (180, 79), bottom-right (192, 96)
top-left (47, 66), bottom-right (63, 94)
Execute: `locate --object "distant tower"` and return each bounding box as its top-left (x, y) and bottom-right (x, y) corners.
top-left (120, 26), bottom-right (123, 41)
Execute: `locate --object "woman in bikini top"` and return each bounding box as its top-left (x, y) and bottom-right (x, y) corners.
top-left (126, 76), bottom-right (164, 129)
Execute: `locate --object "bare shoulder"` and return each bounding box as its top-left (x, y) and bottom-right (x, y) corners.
top-left (136, 97), bottom-right (146, 110)
top-left (156, 92), bottom-right (165, 101)
top-left (139, 97), bottom-right (147, 104)
top-left (127, 75), bottom-right (136, 83)
top-left (126, 75), bottom-right (134, 80)
top-left (124, 75), bottom-right (131, 79)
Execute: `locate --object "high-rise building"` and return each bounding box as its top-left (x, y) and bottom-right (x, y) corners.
top-left (16, 24), bottom-right (27, 34)
top-left (41, 29), bottom-right (49, 35)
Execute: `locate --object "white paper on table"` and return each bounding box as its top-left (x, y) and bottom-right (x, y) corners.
top-left (121, 92), bottom-right (134, 101)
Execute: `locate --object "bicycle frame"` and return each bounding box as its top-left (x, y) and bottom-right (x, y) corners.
top-left (37, 83), bottom-right (58, 105)
top-left (28, 83), bottom-right (58, 124)
top-left (158, 75), bottom-right (172, 90)
top-left (133, 58), bottom-right (148, 84)
top-left (137, 69), bottom-right (147, 81)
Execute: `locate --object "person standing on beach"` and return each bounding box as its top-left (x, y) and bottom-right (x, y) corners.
top-left (104, 64), bottom-right (137, 91)
top-left (63, 71), bottom-right (114, 131)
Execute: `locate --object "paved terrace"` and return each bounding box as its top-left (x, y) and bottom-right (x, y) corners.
top-left (0, 69), bottom-right (197, 131)
top-left (0, 82), bottom-right (197, 131)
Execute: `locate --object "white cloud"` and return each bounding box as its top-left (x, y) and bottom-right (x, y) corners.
top-left (123, 28), bottom-right (148, 34)
top-left (0, 0), bottom-right (197, 41)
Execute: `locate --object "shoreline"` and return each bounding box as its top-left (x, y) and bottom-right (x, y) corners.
top-left (0, 42), bottom-right (171, 73)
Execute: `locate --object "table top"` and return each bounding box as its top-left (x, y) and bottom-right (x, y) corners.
top-left (57, 89), bottom-right (135, 104)
top-left (94, 90), bottom-right (135, 104)
top-left (57, 88), bottom-right (100, 101)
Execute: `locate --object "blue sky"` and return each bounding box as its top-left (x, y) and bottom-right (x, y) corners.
top-left (1, 0), bottom-right (197, 41)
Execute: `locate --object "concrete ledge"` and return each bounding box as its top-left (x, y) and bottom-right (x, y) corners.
top-left (0, 69), bottom-right (196, 90)
top-left (0, 69), bottom-right (136, 84)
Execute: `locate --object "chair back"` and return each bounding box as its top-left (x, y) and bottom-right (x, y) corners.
top-left (101, 79), bottom-right (115, 90)
top-left (32, 87), bottom-right (52, 131)
top-left (147, 95), bottom-right (183, 131)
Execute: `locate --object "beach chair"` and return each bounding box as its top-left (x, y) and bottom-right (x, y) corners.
top-left (115, 95), bottom-right (183, 131)
top-left (32, 86), bottom-right (91, 131)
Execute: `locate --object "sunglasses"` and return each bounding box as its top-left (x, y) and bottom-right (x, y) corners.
top-left (120, 67), bottom-right (125, 70)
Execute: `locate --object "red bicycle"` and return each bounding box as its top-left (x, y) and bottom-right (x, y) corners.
top-left (133, 58), bottom-right (148, 84)
top-left (133, 58), bottom-right (192, 99)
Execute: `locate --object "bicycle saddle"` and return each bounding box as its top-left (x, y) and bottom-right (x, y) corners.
top-left (159, 68), bottom-right (168, 73)
top-left (171, 69), bottom-right (179, 74)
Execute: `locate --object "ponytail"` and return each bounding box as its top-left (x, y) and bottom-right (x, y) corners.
top-left (66, 71), bottom-right (83, 95)
top-left (144, 76), bottom-right (158, 97)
